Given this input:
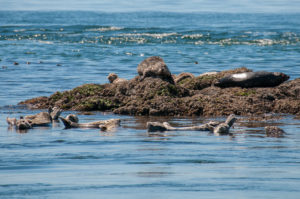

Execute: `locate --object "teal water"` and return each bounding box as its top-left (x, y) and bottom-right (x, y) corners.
top-left (1, 10), bottom-right (300, 198)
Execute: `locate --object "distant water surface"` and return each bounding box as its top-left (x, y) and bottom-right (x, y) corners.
top-left (0, 10), bottom-right (300, 199)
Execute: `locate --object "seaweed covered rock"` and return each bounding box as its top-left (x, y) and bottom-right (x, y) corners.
top-left (19, 60), bottom-right (300, 117)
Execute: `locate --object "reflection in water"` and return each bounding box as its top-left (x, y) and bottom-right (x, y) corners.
top-left (136, 169), bottom-right (173, 178)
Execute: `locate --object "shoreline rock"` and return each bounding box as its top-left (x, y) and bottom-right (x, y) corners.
top-left (19, 57), bottom-right (299, 117)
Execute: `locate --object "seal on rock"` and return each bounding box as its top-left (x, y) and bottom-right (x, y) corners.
top-left (215, 71), bottom-right (289, 88)
top-left (48, 106), bottom-right (62, 121)
top-left (137, 56), bottom-right (174, 84)
top-left (147, 114), bottom-right (236, 135)
top-left (107, 73), bottom-right (127, 84)
top-left (59, 114), bottom-right (120, 130)
top-left (174, 72), bottom-right (195, 84)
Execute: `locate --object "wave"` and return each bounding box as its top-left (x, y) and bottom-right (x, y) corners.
top-left (86, 26), bottom-right (123, 32)
top-left (1, 27), bottom-right (299, 46)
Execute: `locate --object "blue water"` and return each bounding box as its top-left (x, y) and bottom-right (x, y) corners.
top-left (1, 10), bottom-right (300, 198)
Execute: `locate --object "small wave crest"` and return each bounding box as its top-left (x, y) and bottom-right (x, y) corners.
top-left (87, 26), bottom-right (123, 32)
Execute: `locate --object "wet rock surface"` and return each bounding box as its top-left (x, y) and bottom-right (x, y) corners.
top-left (19, 57), bottom-right (300, 117)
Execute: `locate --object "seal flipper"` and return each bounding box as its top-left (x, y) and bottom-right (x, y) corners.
top-left (59, 116), bottom-right (72, 129)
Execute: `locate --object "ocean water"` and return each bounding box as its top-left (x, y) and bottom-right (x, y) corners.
top-left (1, 10), bottom-right (300, 199)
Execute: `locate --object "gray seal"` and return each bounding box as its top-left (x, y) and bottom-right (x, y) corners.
top-left (137, 56), bottom-right (174, 84)
top-left (215, 71), bottom-right (289, 88)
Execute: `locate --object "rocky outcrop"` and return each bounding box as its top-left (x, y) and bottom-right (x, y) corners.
top-left (19, 56), bottom-right (298, 117)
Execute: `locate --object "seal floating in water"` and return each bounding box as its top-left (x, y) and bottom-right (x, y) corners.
top-left (137, 56), bottom-right (174, 84)
top-left (215, 71), bottom-right (289, 88)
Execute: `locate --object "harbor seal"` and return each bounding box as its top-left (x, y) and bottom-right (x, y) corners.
top-left (265, 126), bottom-right (286, 138)
top-left (59, 115), bottom-right (120, 130)
top-left (215, 71), bottom-right (289, 88)
top-left (137, 56), bottom-right (174, 84)
top-left (174, 72), bottom-right (195, 84)
top-left (147, 114), bottom-right (236, 134)
top-left (107, 73), bottom-right (127, 84)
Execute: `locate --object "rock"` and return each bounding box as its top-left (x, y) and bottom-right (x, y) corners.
top-left (215, 71), bottom-right (289, 88)
top-left (18, 65), bottom-right (300, 117)
top-left (265, 126), bottom-right (286, 137)
top-left (137, 56), bottom-right (174, 84)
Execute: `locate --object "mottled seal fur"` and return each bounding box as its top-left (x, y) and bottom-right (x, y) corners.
top-left (265, 126), bottom-right (286, 138)
top-left (137, 56), bottom-right (174, 84)
top-left (147, 114), bottom-right (236, 135)
top-left (59, 115), bottom-right (120, 130)
top-left (107, 73), bottom-right (127, 84)
top-left (174, 72), bottom-right (195, 84)
top-left (215, 71), bottom-right (289, 88)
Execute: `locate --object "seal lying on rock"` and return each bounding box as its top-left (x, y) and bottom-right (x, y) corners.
top-left (174, 72), bottom-right (195, 84)
top-left (215, 71), bottom-right (289, 88)
top-left (16, 118), bottom-right (32, 130)
top-left (6, 107), bottom-right (62, 130)
top-left (213, 114), bottom-right (237, 135)
top-left (147, 114), bottom-right (236, 135)
top-left (137, 56), bottom-right (174, 84)
top-left (59, 114), bottom-right (120, 130)
top-left (107, 73), bottom-right (127, 84)
top-left (6, 117), bottom-right (17, 126)
top-left (48, 106), bottom-right (62, 121)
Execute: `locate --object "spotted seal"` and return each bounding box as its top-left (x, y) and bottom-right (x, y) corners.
top-left (137, 56), bottom-right (174, 84)
top-left (265, 126), bottom-right (286, 138)
top-left (215, 71), bottom-right (289, 88)
top-left (59, 115), bottom-right (120, 130)
top-left (147, 114), bottom-right (236, 135)
top-left (174, 72), bottom-right (195, 84)
top-left (107, 73), bottom-right (127, 84)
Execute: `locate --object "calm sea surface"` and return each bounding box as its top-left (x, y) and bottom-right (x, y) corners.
top-left (1, 10), bottom-right (300, 198)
